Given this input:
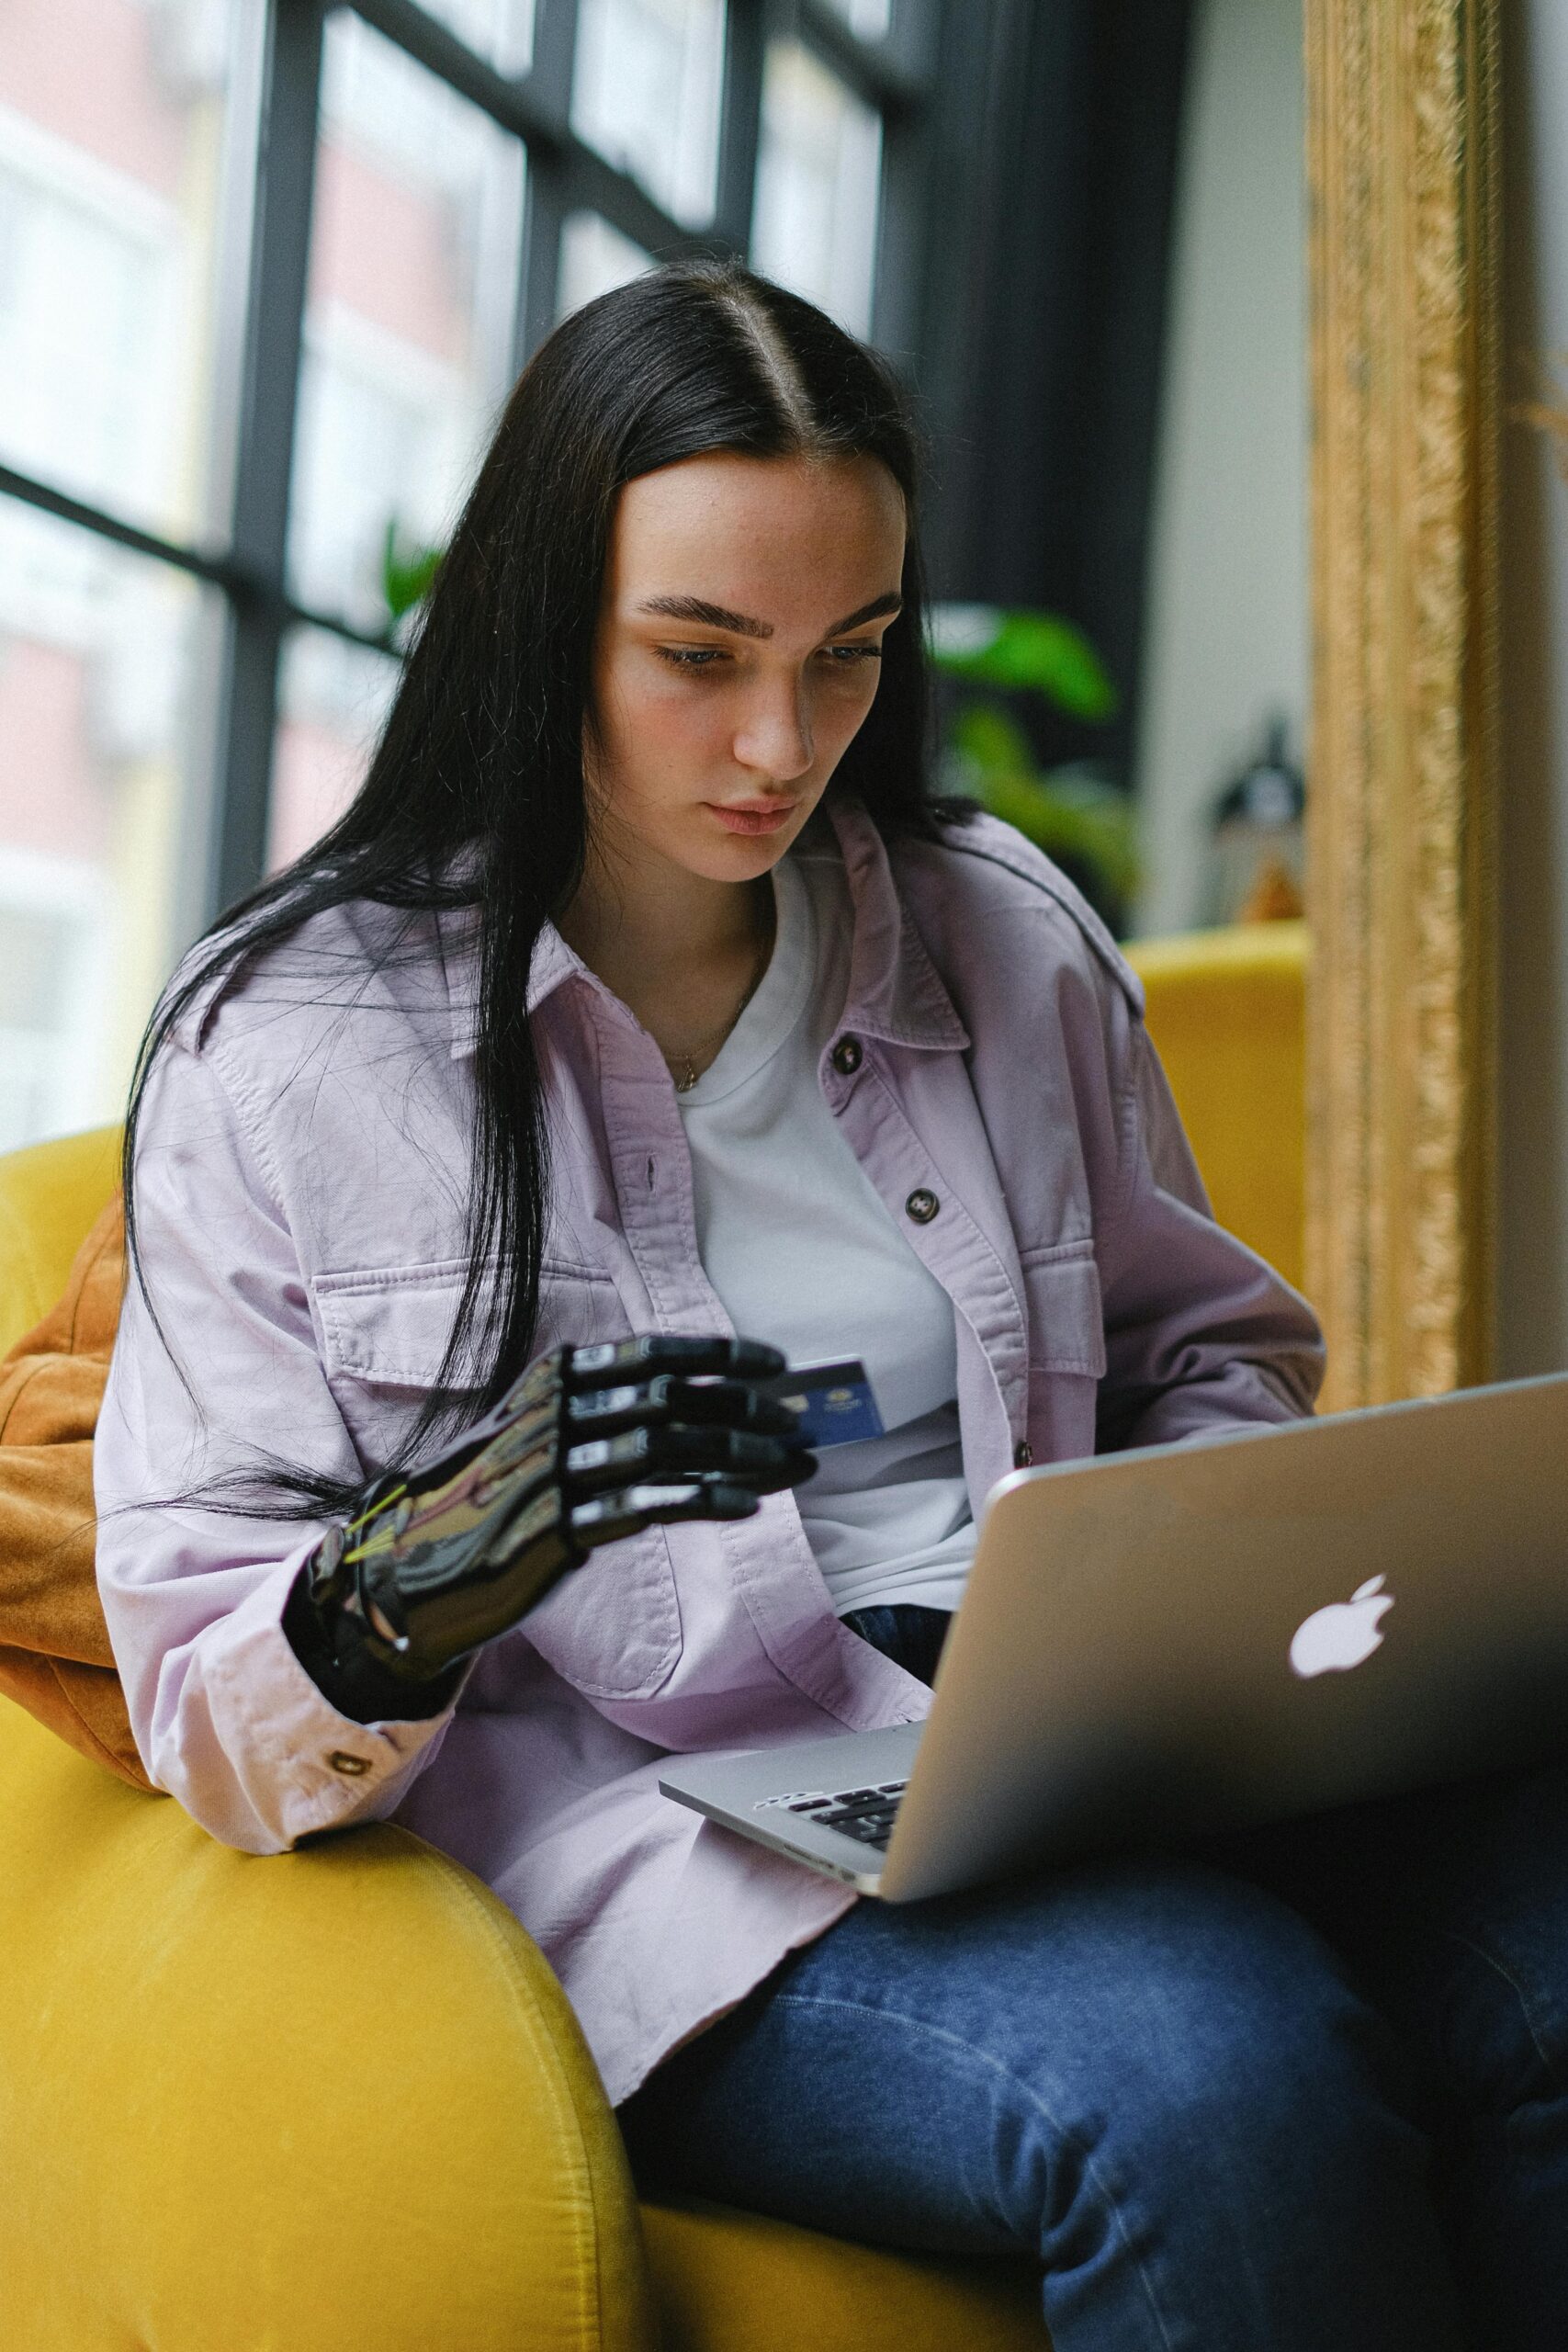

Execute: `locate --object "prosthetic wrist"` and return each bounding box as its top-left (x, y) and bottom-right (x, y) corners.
top-left (286, 1336), bottom-right (813, 1724)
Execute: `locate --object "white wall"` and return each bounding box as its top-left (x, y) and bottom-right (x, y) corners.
top-left (1497, 0), bottom-right (1568, 1374)
top-left (1132, 0), bottom-right (1308, 938)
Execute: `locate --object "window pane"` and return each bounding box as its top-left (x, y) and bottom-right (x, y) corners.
top-left (0, 494), bottom-right (216, 1150)
top-left (0, 0), bottom-right (252, 541)
top-left (288, 11), bottom-right (525, 633)
top-left (570, 0), bottom-right (726, 229)
top-left (423, 0), bottom-right (536, 74)
top-left (750, 42), bottom-right (881, 338)
top-left (820, 0), bottom-right (894, 37)
top-left (270, 626), bottom-right (401, 873)
top-left (558, 211), bottom-right (653, 321)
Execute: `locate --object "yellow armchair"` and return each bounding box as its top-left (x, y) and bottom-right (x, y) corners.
top-left (0, 922), bottom-right (1304, 2347)
top-left (1130, 920), bottom-right (1306, 1290)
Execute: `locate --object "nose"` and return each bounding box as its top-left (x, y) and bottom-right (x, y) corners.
top-left (733, 673), bottom-right (814, 784)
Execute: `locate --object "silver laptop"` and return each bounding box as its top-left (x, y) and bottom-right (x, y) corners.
top-left (660, 1372), bottom-right (1568, 1898)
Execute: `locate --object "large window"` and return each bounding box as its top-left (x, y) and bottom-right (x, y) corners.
top-left (0, 0), bottom-right (931, 1150)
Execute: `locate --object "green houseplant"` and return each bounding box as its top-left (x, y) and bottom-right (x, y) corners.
top-left (927, 605), bottom-right (1136, 932)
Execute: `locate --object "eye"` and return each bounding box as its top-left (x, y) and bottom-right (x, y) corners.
top-left (822, 642), bottom-right (883, 667)
top-left (655, 645), bottom-right (728, 671)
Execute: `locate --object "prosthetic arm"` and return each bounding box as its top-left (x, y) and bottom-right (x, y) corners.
top-left (284, 1335), bottom-right (813, 1722)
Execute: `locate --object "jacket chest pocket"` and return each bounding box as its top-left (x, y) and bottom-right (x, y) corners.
top-left (1018, 1240), bottom-right (1106, 1459)
top-left (311, 1255), bottom-right (635, 1396)
top-left (309, 1257), bottom-right (680, 1699)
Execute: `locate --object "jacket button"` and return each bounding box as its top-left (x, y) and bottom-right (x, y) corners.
top-left (904, 1188), bottom-right (940, 1225)
top-left (830, 1035), bottom-right (863, 1075)
top-left (1014, 1440), bottom-right (1034, 1468)
top-left (328, 1750), bottom-right (371, 1777)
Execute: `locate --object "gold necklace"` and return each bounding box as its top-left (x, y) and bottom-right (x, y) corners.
top-left (660, 920), bottom-right (773, 1094)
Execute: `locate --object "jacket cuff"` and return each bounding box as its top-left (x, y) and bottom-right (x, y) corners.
top-left (194, 1553), bottom-right (458, 1846)
top-left (281, 1566), bottom-right (465, 1724)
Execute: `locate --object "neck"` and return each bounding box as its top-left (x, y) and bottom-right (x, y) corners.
top-left (557, 832), bottom-right (773, 1011)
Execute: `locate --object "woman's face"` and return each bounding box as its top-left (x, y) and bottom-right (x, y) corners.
top-left (587, 450), bottom-right (908, 884)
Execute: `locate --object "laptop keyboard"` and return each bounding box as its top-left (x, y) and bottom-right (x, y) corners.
top-left (783, 1780), bottom-right (908, 1850)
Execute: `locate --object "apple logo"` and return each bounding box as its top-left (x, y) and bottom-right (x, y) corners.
top-left (1289, 1576), bottom-right (1394, 1679)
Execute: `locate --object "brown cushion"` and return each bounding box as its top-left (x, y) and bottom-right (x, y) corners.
top-left (0, 1197), bottom-right (151, 1790)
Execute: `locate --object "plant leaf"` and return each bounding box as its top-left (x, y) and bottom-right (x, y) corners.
top-left (931, 607), bottom-right (1118, 720)
top-left (951, 702), bottom-right (1035, 773)
top-left (382, 518), bottom-right (445, 624)
top-left (964, 768), bottom-right (1140, 904)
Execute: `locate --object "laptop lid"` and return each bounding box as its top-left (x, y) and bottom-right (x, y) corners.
top-left (875, 1370), bottom-right (1568, 1899)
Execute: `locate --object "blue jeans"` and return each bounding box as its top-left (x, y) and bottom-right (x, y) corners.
top-left (620, 1610), bottom-right (1568, 2349)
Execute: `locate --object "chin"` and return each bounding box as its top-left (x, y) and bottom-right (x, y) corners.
top-left (681, 837), bottom-right (792, 885)
top-left (676, 802), bottom-right (816, 877)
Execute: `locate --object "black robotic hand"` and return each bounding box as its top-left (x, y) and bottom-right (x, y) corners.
top-left (285, 1335), bottom-right (814, 1723)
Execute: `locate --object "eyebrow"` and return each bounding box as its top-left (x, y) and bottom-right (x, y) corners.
top-left (634, 592), bottom-right (904, 639)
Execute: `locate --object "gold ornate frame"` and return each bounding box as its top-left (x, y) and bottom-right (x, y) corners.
top-left (1304, 0), bottom-right (1503, 1409)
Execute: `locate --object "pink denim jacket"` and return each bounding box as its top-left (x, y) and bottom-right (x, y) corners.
top-left (95, 798), bottom-right (1323, 2105)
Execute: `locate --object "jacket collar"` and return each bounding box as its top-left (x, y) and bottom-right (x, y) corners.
top-left (439, 795), bottom-right (969, 1060)
top-left (823, 796), bottom-right (969, 1053)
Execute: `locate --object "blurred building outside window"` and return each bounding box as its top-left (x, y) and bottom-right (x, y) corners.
top-left (570, 0), bottom-right (725, 230)
top-left (821, 0), bottom-right (893, 38)
top-left (290, 9), bottom-right (525, 631)
top-left (272, 626), bottom-right (400, 874)
top-left (0, 132), bottom-right (176, 528)
top-left (0, 0), bottom-right (247, 1149)
top-left (558, 209), bottom-right (653, 319)
top-left (750, 40), bottom-right (881, 339)
top-left (421, 0), bottom-right (536, 73)
top-left (275, 8), bottom-right (525, 865)
top-left (0, 498), bottom-right (214, 1151)
top-left (0, 851), bottom-right (113, 1154)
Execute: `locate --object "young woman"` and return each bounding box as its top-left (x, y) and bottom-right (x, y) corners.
top-left (96, 265), bottom-right (1567, 2350)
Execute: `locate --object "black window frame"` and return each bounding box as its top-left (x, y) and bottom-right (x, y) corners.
top-left (0, 0), bottom-right (938, 925)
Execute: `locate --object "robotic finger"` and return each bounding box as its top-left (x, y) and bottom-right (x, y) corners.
top-left (570, 1477), bottom-right (765, 1547)
top-left (564, 1423), bottom-right (815, 1495)
top-left (565, 1372), bottom-right (801, 1442)
top-left (565, 1334), bottom-right (785, 1394)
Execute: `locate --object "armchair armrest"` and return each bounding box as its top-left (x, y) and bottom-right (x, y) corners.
top-left (1126, 922), bottom-right (1306, 1288)
top-left (0, 1126), bottom-right (121, 1357)
top-left (0, 1697), bottom-right (655, 2352)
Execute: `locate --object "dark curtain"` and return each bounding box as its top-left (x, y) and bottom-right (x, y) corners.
top-left (903, 0), bottom-right (1195, 786)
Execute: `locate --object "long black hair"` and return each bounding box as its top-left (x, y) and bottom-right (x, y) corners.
top-left (125, 262), bottom-right (967, 1508)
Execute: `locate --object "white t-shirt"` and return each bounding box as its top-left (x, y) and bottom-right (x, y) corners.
top-left (676, 831), bottom-right (976, 1617)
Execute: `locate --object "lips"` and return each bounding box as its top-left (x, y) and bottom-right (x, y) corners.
top-left (704, 801), bottom-right (799, 837)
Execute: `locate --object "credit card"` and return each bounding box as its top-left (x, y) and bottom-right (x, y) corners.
top-left (756, 1356), bottom-right (885, 1448)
